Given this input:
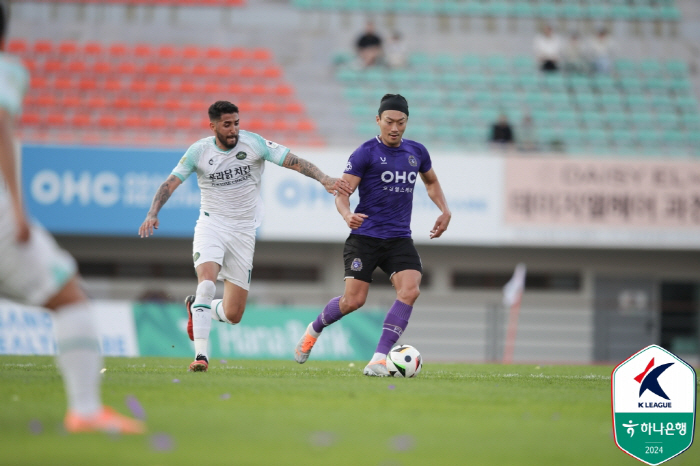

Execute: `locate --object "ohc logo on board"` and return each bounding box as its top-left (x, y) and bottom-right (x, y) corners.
top-left (612, 345), bottom-right (696, 465)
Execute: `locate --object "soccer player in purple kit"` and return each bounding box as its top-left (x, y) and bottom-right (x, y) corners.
top-left (294, 94), bottom-right (451, 376)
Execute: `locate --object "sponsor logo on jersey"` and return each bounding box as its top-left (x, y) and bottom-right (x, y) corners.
top-left (381, 171), bottom-right (417, 184)
top-left (179, 155), bottom-right (187, 164)
top-left (351, 258), bottom-right (363, 271)
top-left (408, 155), bottom-right (417, 167)
top-left (265, 140), bottom-right (279, 149)
top-left (380, 157), bottom-right (387, 164)
top-left (209, 158), bottom-right (214, 165)
top-left (208, 165), bottom-right (251, 185)
top-left (345, 162), bottom-right (352, 172)
top-left (235, 151), bottom-right (247, 160)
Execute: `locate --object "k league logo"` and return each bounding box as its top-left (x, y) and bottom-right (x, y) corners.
top-left (612, 345), bottom-right (696, 465)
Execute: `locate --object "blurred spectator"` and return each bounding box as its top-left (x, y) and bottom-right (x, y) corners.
top-left (588, 27), bottom-right (615, 75)
top-left (517, 113), bottom-right (537, 152)
top-left (384, 31), bottom-right (407, 69)
top-left (533, 24), bottom-right (562, 72)
top-left (562, 31), bottom-right (591, 74)
top-left (490, 114), bottom-right (515, 148)
top-left (356, 20), bottom-right (383, 68)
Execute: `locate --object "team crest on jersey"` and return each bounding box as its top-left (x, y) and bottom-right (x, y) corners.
top-left (408, 155), bottom-right (418, 167)
top-left (351, 258), bottom-right (363, 271)
top-left (179, 155), bottom-right (187, 164)
top-left (235, 151), bottom-right (247, 160)
top-left (265, 140), bottom-right (279, 149)
top-left (193, 252), bottom-right (200, 262)
top-left (345, 162), bottom-right (352, 172)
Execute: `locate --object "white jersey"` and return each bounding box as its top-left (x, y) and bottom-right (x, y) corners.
top-left (0, 52), bottom-right (29, 198)
top-left (171, 131), bottom-right (289, 229)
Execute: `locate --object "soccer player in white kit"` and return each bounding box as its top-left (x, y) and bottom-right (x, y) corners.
top-left (0, 3), bottom-right (143, 433)
top-left (139, 100), bottom-right (351, 372)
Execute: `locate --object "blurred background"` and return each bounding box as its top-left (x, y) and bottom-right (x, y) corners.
top-left (3, 0), bottom-right (700, 365)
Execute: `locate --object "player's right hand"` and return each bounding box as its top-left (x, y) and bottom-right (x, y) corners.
top-left (14, 215), bottom-right (31, 244)
top-left (139, 216), bottom-right (159, 238)
top-left (344, 213), bottom-right (368, 229)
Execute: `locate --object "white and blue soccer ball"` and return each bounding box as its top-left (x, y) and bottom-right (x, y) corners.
top-left (386, 345), bottom-right (422, 378)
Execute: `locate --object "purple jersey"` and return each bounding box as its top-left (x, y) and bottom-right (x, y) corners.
top-left (344, 136), bottom-right (432, 239)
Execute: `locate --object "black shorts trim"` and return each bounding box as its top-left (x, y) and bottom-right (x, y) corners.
top-left (343, 234), bottom-right (422, 283)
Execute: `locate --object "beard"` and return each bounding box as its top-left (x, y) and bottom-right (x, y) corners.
top-left (216, 132), bottom-right (238, 150)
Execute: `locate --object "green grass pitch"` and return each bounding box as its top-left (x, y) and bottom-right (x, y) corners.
top-left (0, 356), bottom-right (697, 466)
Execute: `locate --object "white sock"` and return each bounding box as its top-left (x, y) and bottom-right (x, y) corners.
top-left (192, 280), bottom-right (216, 358)
top-left (370, 352), bottom-right (386, 363)
top-left (210, 299), bottom-right (234, 324)
top-left (52, 301), bottom-right (102, 416)
top-left (307, 322), bottom-right (320, 338)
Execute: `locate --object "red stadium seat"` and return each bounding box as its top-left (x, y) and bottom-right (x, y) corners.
top-left (228, 48), bottom-right (248, 60)
top-left (251, 48), bottom-right (271, 61)
top-left (58, 41), bottom-right (79, 55)
top-left (30, 76), bottom-right (48, 89)
top-left (60, 95), bottom-right (81, 108)
top-left (20, 113), bottom-right (40, 126)
top-left (35, 94), bottom-right (56, 107)
top-left (104, 78), bottom-right (124, 92)
top-left (274, 84), bottom-right (293, 97)
top-left (205, 47), bottom-right (225, 61)
top-left (116, 62), bottom-right (137, 75)
top-left (98, 114), bottom-right (119, 128)
top-left (129, 80), bottom-right (148, 93)
top-left (182, 46), bottom-right (200, 60)
top-left (250, 84), bottom-right (268, 96)
top-left (213, 64), bottom-right (234, 78)
top-left (113, 97), bottom-right (131, 110)
top-left (137, 97), bottom-right (158, 111)
top-left (83, 42), bottom-right (103, 56)
top-left (33, 40), bottom-right (54, 55)
top-left (79, 78), bottom-right (98, 91)
top-left (133, 44), bottom-right (153, 59)
top-left (240, 66), bottom-right (257, 78)
top-left (87, 95), bottom-right (109, 109)
top-left (154, 81), bottom-right (173, 93)
top-left (91, 61), bottom-right (112, 75)
top-left (143, 61), bottom-right (163, 75)
top-left (284, 101), bottom-right (304, 114)
top-left (44, 60), bottom-right (63, 74)
top-left (108, 43), bottom-right (129, 57)
top-left (158, 45), bottom-right (177, 61)
top-left (260, 101), bottom-right (280, 113)
top-left (124, 114), bottom-right (144, 129)
top-left (67, 60), bottom-right (87, 74)
top-left (178, 81), bottom-right (198, 94)
top-left (296, 119), bottom-right (316, 132)
top-left (55, 77), bottom-right (73, 91)
top-left (47, 113), bottom-right (67, 126)
top-left (175, 115), bottom-right (192, 130)
top-left (262, 66), bottom-right (282, 79)
top-left (165, 63), bottom-right (185, 75)
top-left (71, 114), bottom-right (92, 128)
top-left (203, 81), bottom-right (222, 94)
top-left (7, 39), bottom-right (27, 55)
top-left (146, 115), bottom-right (167, 128)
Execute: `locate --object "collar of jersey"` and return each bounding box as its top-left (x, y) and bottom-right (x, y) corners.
top-left (212, 137), bottom-right (237, 154)
top-left (375, 135), bottom-right (403, 149)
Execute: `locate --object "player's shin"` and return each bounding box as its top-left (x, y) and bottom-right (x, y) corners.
top-left (52, 301), bottom-right (103, 416)
top-left (373, 300), bottom-right (413, 361)
top-left (311, 296), bottom-right (343, 336)
top-left (192, 280), bottom-right (216, 358)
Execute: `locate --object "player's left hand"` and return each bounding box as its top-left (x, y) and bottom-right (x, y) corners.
top-left (429, 211), bottom-right (451, 239)
top-left (324, 177), bottom-right (353, 196)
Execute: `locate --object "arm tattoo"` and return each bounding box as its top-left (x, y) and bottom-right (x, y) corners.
top-left (148, 178), bottom-right (174, 216)
top-left (284, 153), bottom-right (328, 183)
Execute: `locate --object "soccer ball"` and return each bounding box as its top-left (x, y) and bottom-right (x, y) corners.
top-left (386, 345), bottom-right (422, 378)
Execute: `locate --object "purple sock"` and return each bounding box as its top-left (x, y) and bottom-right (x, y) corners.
top-left (312, 297), bottom-right (343, 334)
top-left (376, 300), bottom-right (413, 355)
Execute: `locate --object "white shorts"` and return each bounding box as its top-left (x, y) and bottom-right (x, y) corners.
top-left (0, 207), bottom-right (77, 307)
top-left (192, 212), bottom-right (256, 291)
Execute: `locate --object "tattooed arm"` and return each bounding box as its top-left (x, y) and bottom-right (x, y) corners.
top-left (282, 152), bottom-right (352, 196)
top-left (138, 174), bottom-right (182, 237)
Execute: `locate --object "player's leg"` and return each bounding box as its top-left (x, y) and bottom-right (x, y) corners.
top-left (295, 278), bottom-right (370, 364)
top-left (364, 239), bottom-right (422, 377)
top-left (0, 219), bottom-right (143, 433)
top-left (188, 261), bottom-right (221, 372)
top-left (46, 279), bottom-right (145, 434)
top-left (209, 227), bottom-right (253, 325)
top-left (295, 235), bottom-right (378, 364)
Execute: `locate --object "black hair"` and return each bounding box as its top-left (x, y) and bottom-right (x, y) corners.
top-left (0, 2), bottom-right (8, 43)
top-left (378, 93), bottom-right (409, 117)
top-left (208, 101), bottom-right (239, 121)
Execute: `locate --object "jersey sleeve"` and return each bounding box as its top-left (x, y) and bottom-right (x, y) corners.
top-left (0, 58), bottom-right (29, 117)
top-left (249, 132), bottom-right (289, 166)
top-left (343, 146), bottom-right (370, 178)
top-left (171, 140), bottom-right (204, 182)
top-left (419, 144), bottom-right (433, 173)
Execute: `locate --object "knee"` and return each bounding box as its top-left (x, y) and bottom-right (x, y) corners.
top-left (196, 280), bottom-right (216, 300)
top-left (341, 295), bottom-right (366, 313)
top-left (397, 286), bottom-right (420, 305)
top-left (224, 303), bottom-right (245, 324)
